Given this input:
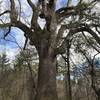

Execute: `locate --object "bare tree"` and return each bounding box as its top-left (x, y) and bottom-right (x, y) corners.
top-left (0, 0), bottom-right (100, 100)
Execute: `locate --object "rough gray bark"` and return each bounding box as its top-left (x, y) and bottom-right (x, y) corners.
top-left (35, 40), bottom-right (58, 100)
top-left (35, 57), bottom-right (58, 100)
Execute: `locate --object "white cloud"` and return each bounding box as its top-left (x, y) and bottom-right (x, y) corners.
top-left (6, 48), bottom-right (20, 61)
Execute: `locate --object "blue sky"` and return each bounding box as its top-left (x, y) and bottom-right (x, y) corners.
top-left (56, 0), bottom-right (68, 10)
top-left (0, 27), bottom-right (25, 48)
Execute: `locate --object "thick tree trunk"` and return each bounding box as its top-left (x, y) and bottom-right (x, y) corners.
top-left (35, 44), bottom-right (58, 100)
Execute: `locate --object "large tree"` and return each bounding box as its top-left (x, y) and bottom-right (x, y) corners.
top-left (0, 0), bottom-right (100, 100)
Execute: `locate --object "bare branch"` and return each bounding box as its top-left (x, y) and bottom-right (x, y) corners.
top-left (0, 10), bottom-right (10, 16)
top-left (4, 25), bottom-right (11, 38)
top-left (0, 23), bottom-right (11, 28)
top-left (27, 0), bottom-right (36, 9)
top-left (84, 24), bottom-right (100, 45)
top-left (18, 0), bottom-right (21, 20)
top-left (10, 0), bottom-right (18, 23)
top-left (56, 0), bottom-right (97, 22)
top-left (15, 21), bottom-right (38, 45)
top-left (82, 32), bottom-right (100, 53)
top-left (55, 27), bottom-right (88, 55)
top-left (67, 0), bottom-right (72, 7)
top-left (23, 37), bottom-right (28, 50)
top-left (55, 25), bottom-right (67, 47)
top-left (48, 0), bottom-right (56, 8)
top-left (27, 0), bottom-right (41, 30)
top-left (56, 6), bottom-right (74, 21)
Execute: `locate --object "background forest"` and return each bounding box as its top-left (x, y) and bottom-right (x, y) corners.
top-left (0, 35), bottom-right (100, 100)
